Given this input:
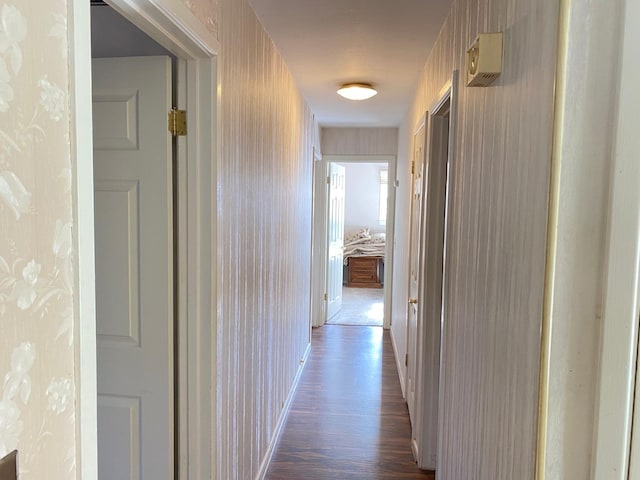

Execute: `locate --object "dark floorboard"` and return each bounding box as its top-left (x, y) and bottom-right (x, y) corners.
top-left (265, 325), bottom-right (435, 480)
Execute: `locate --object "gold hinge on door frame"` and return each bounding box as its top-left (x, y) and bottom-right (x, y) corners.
top-left (326, 176), bottom-right (331, 185)
top-left (324, 292), bottom-right (328, 301)
top-left (405, 353), bottom-right (409, 366)
top-left (411, 161), bottom-right (415, 175)
top-left (168, 108), bottom-right (187, 136)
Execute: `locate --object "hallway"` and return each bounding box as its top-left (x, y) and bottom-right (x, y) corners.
top-left (265, 325), bottom-right (434, 479)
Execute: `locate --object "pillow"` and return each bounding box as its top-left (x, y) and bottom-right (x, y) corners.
top-left (344, 228), bottom-right (370, 243)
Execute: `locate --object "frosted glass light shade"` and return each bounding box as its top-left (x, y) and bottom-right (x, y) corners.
top-left (337, 83), bottom-right (377, 101)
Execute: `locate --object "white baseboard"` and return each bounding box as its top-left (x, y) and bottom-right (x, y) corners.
top-left (254, 342), bottom-right (312, 480)
top-left (390, 327), bottom-right (406, 399)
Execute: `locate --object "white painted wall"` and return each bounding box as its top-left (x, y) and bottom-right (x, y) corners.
top-left (391, 0), bottom-right (559, 478)
top-left (339, 162), bottom-right (387, 235)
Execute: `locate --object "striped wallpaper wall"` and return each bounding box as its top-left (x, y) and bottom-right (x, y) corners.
top-left (321, 127), bottom-right (399, 156)
top-left (391, 0), bottom-right (559, 478)
top-left (216, 0), bottom-right (318, 477)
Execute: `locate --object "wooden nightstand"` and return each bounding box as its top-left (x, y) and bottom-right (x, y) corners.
top-left (347, 256), bottom-right (383, 288)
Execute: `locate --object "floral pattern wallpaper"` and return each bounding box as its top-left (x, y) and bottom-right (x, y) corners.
top-left (0, 0), bottom-right (77, 477)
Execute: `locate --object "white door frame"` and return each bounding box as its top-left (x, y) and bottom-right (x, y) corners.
top-left (592, 0), bottom-right (640, 474)
top-left (310, 147), bottom-right (328, 328)
top-left (312, 154), bottom-right (397, 329)
top-left (68, 1), bottom-right (219, 478)
top-left (412, 73), bottom-right (458, 469)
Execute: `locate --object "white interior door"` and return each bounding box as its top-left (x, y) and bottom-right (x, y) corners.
top-left (93, 56), bottom-right (174, 480)
top-left (406, 120), bottom-right (426, 422)
top-left (326, 163), bottom-right (346, 320)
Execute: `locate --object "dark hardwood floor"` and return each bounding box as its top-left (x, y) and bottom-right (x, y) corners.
top-left (265, 325), bottom-right (435, 480)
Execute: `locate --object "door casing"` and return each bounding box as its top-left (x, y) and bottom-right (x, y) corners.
top-left (588, 0), bottom-right (640, 474)
top-left (310, 154), bottom-right (397, 330)
top-left (310, 148), bottom-right (328, 328)
top-left (68, 1), bottom-right (219, 478)
top-left (411, 74), bottom-right (458, 470)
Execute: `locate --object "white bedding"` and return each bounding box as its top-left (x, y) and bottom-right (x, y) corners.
top-left (343, 228), bottom-right (385, 264)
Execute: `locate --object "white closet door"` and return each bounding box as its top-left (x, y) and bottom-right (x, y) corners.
top-left (93, 56), bottom-right (174, 480)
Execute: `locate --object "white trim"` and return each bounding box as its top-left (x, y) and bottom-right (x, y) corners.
top-left (391, 327), bottom-right (407, 397)
top-left (189, 55), bottom-right (218, 480)
top-left (310, 147), bottom-right (327, 328)
top-left (323, 154), bottom-right (396, 165)
top-left (71, 1), bottom-right (218, 478)
top-left (535, 2), bottom-right (570, 474)
top-left (429, 78), bottom-right (454, 119)
top-left (593, 0), bottom-right (640, 474)
top-left (176, 56), bottom-right (190, 480)
top-left (414, 113), bottom-right (427, 136)
top-left (68, 0), bottom-right (98, 478)
top-left (412, 72), bottom-right (458, 471)
top-left (437, 70), bottom-right (459, 471)
top-left (175, 54), bottom-right (218, 480)
top-left (255, 344), bottom-right (312, 480)
top-left (106, 0), bottom-right (220, 58)
top-left (322, 154), bottom-right (397, 330)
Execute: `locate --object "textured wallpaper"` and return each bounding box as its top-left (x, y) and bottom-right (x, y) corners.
top-left (391, 0), bottom-right (558, 478)
top-left (184, 0), bottom-right (219, 38)
top-left (320, 127), bottom-right (399, 156)
top-left (0, 0), bottom-right (76, 477)
top-left (216, 0), bottom-right (317, 477)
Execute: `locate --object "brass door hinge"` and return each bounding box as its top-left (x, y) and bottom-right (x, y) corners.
top-left (326, 176), bottom-right (331, 185)
top-left (411, 161), bottom-right (415, 175)
top-left (405, 353), bottom-right (409, 366)
top-left (324, 292), bottom-right (328, 301)
top-left (168, 108), bottom-right (187, 136)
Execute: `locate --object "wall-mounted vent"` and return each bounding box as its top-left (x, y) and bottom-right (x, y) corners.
top-left (466, 33), bottom-right (503, 87)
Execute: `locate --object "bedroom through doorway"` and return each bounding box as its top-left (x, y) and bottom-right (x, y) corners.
top-left (326, 160), bottom-right (389, 327)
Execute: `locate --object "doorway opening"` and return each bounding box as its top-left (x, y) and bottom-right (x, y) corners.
top-left (409, 75), bottom-right (457, 471)
top-left (70, 1), bottom-right (218, 478)
top-left (327, 160), bottom-right (388, 327)
top-left (310, 154), bottom-right (397, 331)
top-left (90, 5), bottom-right (179, 479)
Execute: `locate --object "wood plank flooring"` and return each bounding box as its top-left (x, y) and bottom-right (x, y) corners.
top-left (265, 325), bottom-right (435, 479)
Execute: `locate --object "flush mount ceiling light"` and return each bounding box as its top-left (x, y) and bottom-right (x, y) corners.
top-left (337, 83), bottom-right (378, 101)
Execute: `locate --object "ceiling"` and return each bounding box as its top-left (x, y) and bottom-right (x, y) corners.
top-left (248, 0), bottom-right (453, 127)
